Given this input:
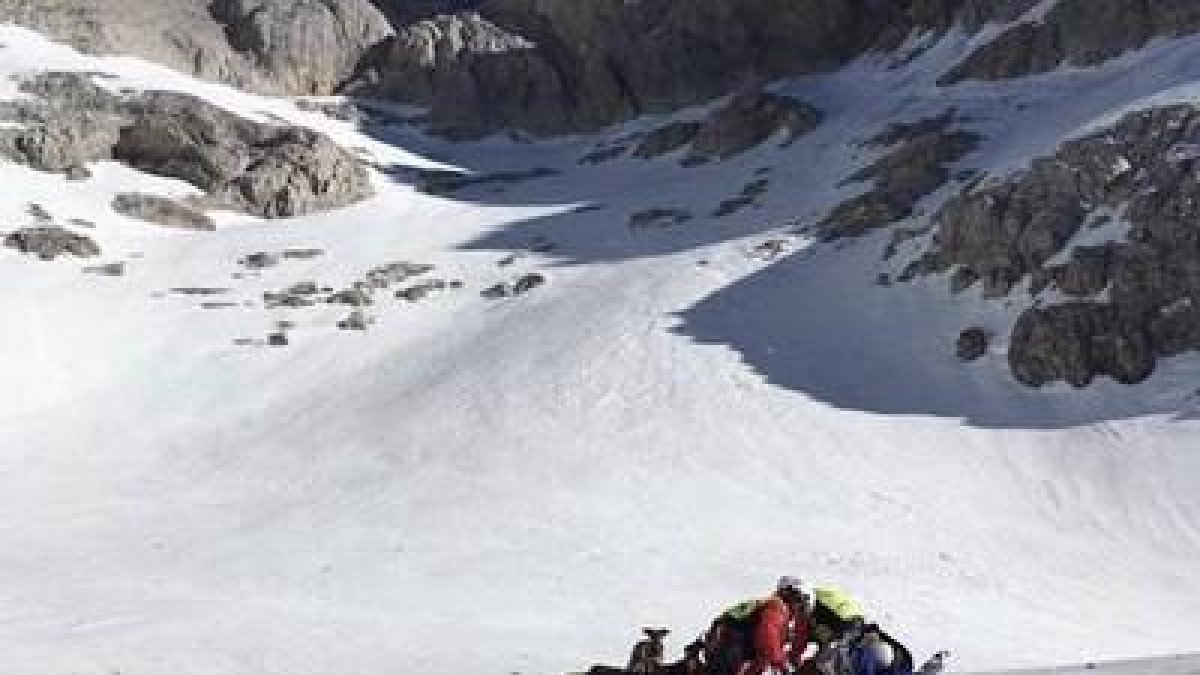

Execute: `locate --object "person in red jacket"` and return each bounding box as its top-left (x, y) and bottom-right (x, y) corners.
top-left (745, 576), bottom-right (812, 675)
top-left (705, 577), bottom-right (813, 675)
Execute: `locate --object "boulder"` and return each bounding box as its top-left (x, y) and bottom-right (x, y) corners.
top-left (1009, 304), bottom-right (1155, 387)
top-left (4, 226), bottom-right (101, 260)
top-left (112, 91), bottom-right (373, 218)
top-left (6, 74), bottom-right (373, 219)
top-left (111, 193), bottom-right (215, 230)
top-left (955, 327), bottom-right (989, 362)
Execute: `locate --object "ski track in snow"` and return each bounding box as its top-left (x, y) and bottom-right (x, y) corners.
top-left (0, 22), bottom-right (1199, 675)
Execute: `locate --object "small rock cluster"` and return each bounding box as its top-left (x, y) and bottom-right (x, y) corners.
top-left (234, 258), bottom-right (466, 345)
top-left (2, 202), bottom-right (110, 262)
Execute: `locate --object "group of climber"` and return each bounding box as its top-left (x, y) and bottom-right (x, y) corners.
top-left (699, 576), bottom-right (937, 675)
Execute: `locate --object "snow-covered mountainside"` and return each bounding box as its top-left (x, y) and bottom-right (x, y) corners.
top-left (1, 3), bottom-right (1200, 675)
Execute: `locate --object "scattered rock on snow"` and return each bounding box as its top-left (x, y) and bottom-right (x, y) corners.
top-left (395, 278), bottom-right (462, 302)
top-left (241, 252), bottom-right (281, 269)
top-left (4, 226), bottom-right (101, 260)
top-left (170, 287), bottom-right (231, 296)
top-left (26, 203), bottom-right (53, 223)
top-left (263, 290), bottom-right (316, 308)
top-left (364, 261), bottom-right (436, 288)
top-left (748, 239), bottom-right (790, 261)
top-left (512, 272), bottom-right (545, 295)
top-left (337, 310), bottom-right (372, 331)
top-left (282, 248), bottom-right (325, 260)
top-left (82, 261), bottom-right (126, 277)
top-left (629, 208), bottom-right (693, 230)
top-left (64, 165), bottom-right (92, 181)
top-left (327, 287), bottom-right (373, 307)
top-left (481, 283), bottom-right (510, 299)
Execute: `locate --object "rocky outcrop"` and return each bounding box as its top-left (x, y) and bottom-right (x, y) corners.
top-left (209, 0), bottom-right (392, 94)
top-left (685, 92), bottom-right (822, 164)
top-left (942, 0), bottom-right (1200, 85)
top-left (1, 73), bottom-right (372, 219)
top-left (822, 113), bottom-right (979, 239)
top-left (355, 0), bottom-right (1047, 137)
top-left (911, 104), bottom-right (1200, 386)
top-left (0, 72), bottom-right (124, 173)
top-left (632, 92), bottom-right (821, 165)
top-left (1009, 304), bottom-right (1156, 387)
top-left (0, 0), bottom-right (392, 96)
top-left (0, 0), bottom-right (1099, 136)
top-left (361, 10), bottom-right (599, 137)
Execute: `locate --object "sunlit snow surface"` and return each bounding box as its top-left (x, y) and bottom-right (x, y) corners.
top-left (0, 18), bottom-right (1198, 675)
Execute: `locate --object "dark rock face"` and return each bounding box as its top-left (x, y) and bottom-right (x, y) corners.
top-left (628, 208), bottom-right (693, 230)
top-left (942, 0), bottom-right (1200, 84)
top-left (913, 104), bottom-right (1200, 386)
top-left (1, 73), bottom-right (373, 219)
top-left (357, 0), bottom-right (1042, 136)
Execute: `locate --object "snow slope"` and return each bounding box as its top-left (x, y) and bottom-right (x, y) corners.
top-left (0, 22), bottom-right (1199, 675)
